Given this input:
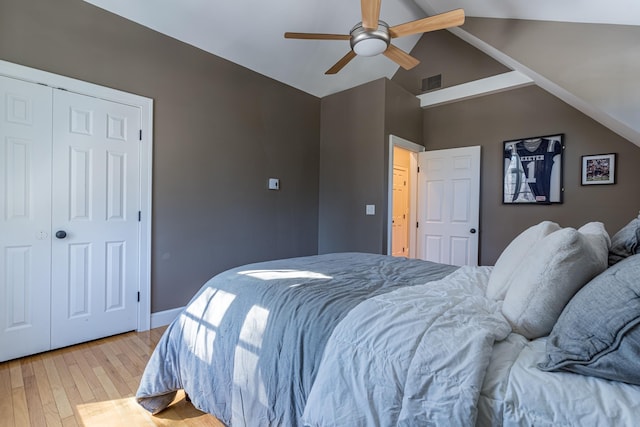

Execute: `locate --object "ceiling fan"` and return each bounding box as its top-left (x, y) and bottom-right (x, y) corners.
top-left (284, 0), bottom-right (465, 74)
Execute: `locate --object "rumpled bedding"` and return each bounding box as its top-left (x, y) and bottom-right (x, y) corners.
top-left (302, 266), bottom-right (511, 427)
top-left (479, 335), bottom-right (640, 427)
top-left (136, 253), bottom-right (458, 426)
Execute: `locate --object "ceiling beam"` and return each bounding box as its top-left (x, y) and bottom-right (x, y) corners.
top-left (418, 71), bottom-right (533, 108)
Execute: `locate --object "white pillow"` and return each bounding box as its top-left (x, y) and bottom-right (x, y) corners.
top-left (486, 221), bottom-right (561, 300)
top-left (502, 223), bottom-right (610, 339)
top-left (578, 221), bottom-right (611, 249)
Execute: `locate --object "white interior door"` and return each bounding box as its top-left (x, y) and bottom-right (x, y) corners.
top-left (417, 146), bottom-right (480, 266)
top-left (50, 89), bottom-right (141, 349)
top-left (0, 76), bottom-right (53, 361)
top-left (391, 166), bottom-right (409, 257)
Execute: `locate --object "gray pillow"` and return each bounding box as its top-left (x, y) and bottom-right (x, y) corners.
top-left (538, 254), bottom-right (640, 385)
top-left (608, 214), bottom-right (640, 266)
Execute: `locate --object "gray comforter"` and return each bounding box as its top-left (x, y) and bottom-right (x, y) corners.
top-left (137, 253), bottom-right (504, 426)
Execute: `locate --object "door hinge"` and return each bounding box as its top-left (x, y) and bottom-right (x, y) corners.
top-left (416, 222), bottom-right (419, 228)
top-left (138, 211), bottom-right (141, 222)
top-left (137, 292), bottom-right (141, 302)
top-left (417, 166), bottom-right (420, 173)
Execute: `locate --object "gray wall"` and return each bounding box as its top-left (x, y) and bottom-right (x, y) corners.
top-left (461, 17), bottom-right (640, 145)
top-left (392, 29), bottom-right (510, 95)
top-left (422, 85), bottom-right (640, 265)
top-left (0, 0), bottom-right (321, 312)
top-left (318, 78), bottom-right (422, 254)
top-left (391, 28), bottom-right (640, 266)
top-left (4, 0), bottom-right (639, 311)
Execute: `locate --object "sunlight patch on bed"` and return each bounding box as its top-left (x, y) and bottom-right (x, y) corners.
top-left (182, 288), bottom-right (237, 364)
top-left (232, 305), bottom-right (270, 413)
top-left (238, 269), bottom-right (332, 281)
top-left (185, 288), bottom-right (237, 328)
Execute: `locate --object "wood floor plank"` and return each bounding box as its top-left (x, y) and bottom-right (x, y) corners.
top-left (98, 338), bottom-right (134, 396)
top-left (0, 329), bottom-right (219, 427)
top-left (61, 415), bottom-right (79, 427)
top-left (67, 363), bottom-right (95, 403)
top-left (12, 386), bottom-right (30, 427)
top-left (31, 356), bottom-right (63, 427)
top-left (43, 356), bottom-right (74, 419)
top-left (114, 340), bottom-right (146, 378)
top-left (52, 353), bottom-right (83, 408)
top-left (9, 359), bottom-right (24, 389)
top-left (0, 363), bottom-right (15, 426)
top-left (22, 362), bottom-right (47, 427)
top-left (73, 347), bottom-right (108, 402)
top-left (93, 366), bottom-right (120, 401)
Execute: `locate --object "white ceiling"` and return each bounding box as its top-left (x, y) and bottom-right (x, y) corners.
top-left (82, 0), bottom-right (640, 146)
top-left (82, 0), bottom-right (640, 98)
top-left (419, 0), bottom-right (640, 26)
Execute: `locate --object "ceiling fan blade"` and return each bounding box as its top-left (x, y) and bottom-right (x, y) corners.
top-left (325, 51), bottom-right (357, 74)
top-left (361, 0), bottom-right (381, 30)
top-left (284, 32), bottom-right (351, 40)
top-left (383, 44), bottom-right (420, 70)
top-left (389, 8), bottom-right (465, 38)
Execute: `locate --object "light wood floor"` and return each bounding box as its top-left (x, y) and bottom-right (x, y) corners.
top-left (0, 327), bottom-right (224, 427)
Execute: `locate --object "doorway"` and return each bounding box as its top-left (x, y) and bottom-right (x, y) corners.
top-left (387, 135), bottom-right (423, 258)
top-left (387, 135), bottom-right (481, 266)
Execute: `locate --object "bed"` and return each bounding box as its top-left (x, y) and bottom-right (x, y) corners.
top-left (137, 214), bottom-right (640, 426)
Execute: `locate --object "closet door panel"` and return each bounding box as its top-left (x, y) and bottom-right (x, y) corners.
top-left (0, 76), bottom-right (53, 362)
top-left (51, 89), bottom-right (141, 349)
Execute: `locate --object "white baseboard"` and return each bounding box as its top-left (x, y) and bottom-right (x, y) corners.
top-left (150, 306), bottom-right (184, 329)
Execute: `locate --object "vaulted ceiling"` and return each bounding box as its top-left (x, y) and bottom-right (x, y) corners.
top-left (82, 0), bottom-right (640, 146)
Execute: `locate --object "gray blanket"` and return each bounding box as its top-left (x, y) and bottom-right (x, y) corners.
top-left (136, 253), bottom-right (457, 426)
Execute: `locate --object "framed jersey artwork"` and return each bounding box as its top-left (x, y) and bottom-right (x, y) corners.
top-left (503, 134), bottom-right (564, 204)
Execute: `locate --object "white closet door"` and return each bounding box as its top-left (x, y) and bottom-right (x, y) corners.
top-left (51, 89), bottom-right (141, 349)
top-left (0, 76), bottom-right (53, 361)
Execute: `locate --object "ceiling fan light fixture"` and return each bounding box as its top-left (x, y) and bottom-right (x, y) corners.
top-left (350, 21), bottom-right (390, 57)
top-left (353, 38), bottom-right (388, 56)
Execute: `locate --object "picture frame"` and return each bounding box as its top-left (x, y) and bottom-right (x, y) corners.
top-left (581, 153), bottom-right (616, 185)
top-left (503, 134), bottom-right (564, 204)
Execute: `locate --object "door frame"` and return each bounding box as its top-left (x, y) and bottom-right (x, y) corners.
top-left (0, 60), bottom-right (154, 332)
top-left (387, 135), bottom-right (424, 258)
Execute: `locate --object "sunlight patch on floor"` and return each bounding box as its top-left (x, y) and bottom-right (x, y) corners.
top-left (76, 390), bottom-right (221, 426)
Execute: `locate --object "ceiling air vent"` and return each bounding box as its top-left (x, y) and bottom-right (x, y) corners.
top-left (422, 74), bottom-right (442, 92)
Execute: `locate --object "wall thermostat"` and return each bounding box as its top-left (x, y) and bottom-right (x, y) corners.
top-left (268, 178), bottom-right (280, 190)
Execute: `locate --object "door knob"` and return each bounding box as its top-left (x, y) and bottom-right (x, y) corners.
top-left (55, 230), bottom-right (67, 239)
top-left (470, 228), bottom-right (477, 234)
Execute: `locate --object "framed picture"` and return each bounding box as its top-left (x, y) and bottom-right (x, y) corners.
top-left (503, 134), bottom-right (564, 204)
top-left (582, 153), bottom-right (616, 185)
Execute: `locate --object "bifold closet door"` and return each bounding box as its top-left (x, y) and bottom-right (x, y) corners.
top-left (50, 89), bottom-right (141, 350)
top-left (0, 75), bottom-right (53, 361)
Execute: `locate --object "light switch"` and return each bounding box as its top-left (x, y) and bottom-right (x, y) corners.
top-left (366, 204), bottom-right (375, 215)
top-left (268, 178), bottom-right (280, 190)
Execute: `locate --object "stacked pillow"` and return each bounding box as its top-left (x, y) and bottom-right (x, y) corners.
top-left (485, 221), bottom-right (561, 301)
top-left (487, 221), bottom-right (610, 339)
top-left (608, 213), bottom-right (640, 265)
top-left (539, 253), bottom-right (640, 384)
